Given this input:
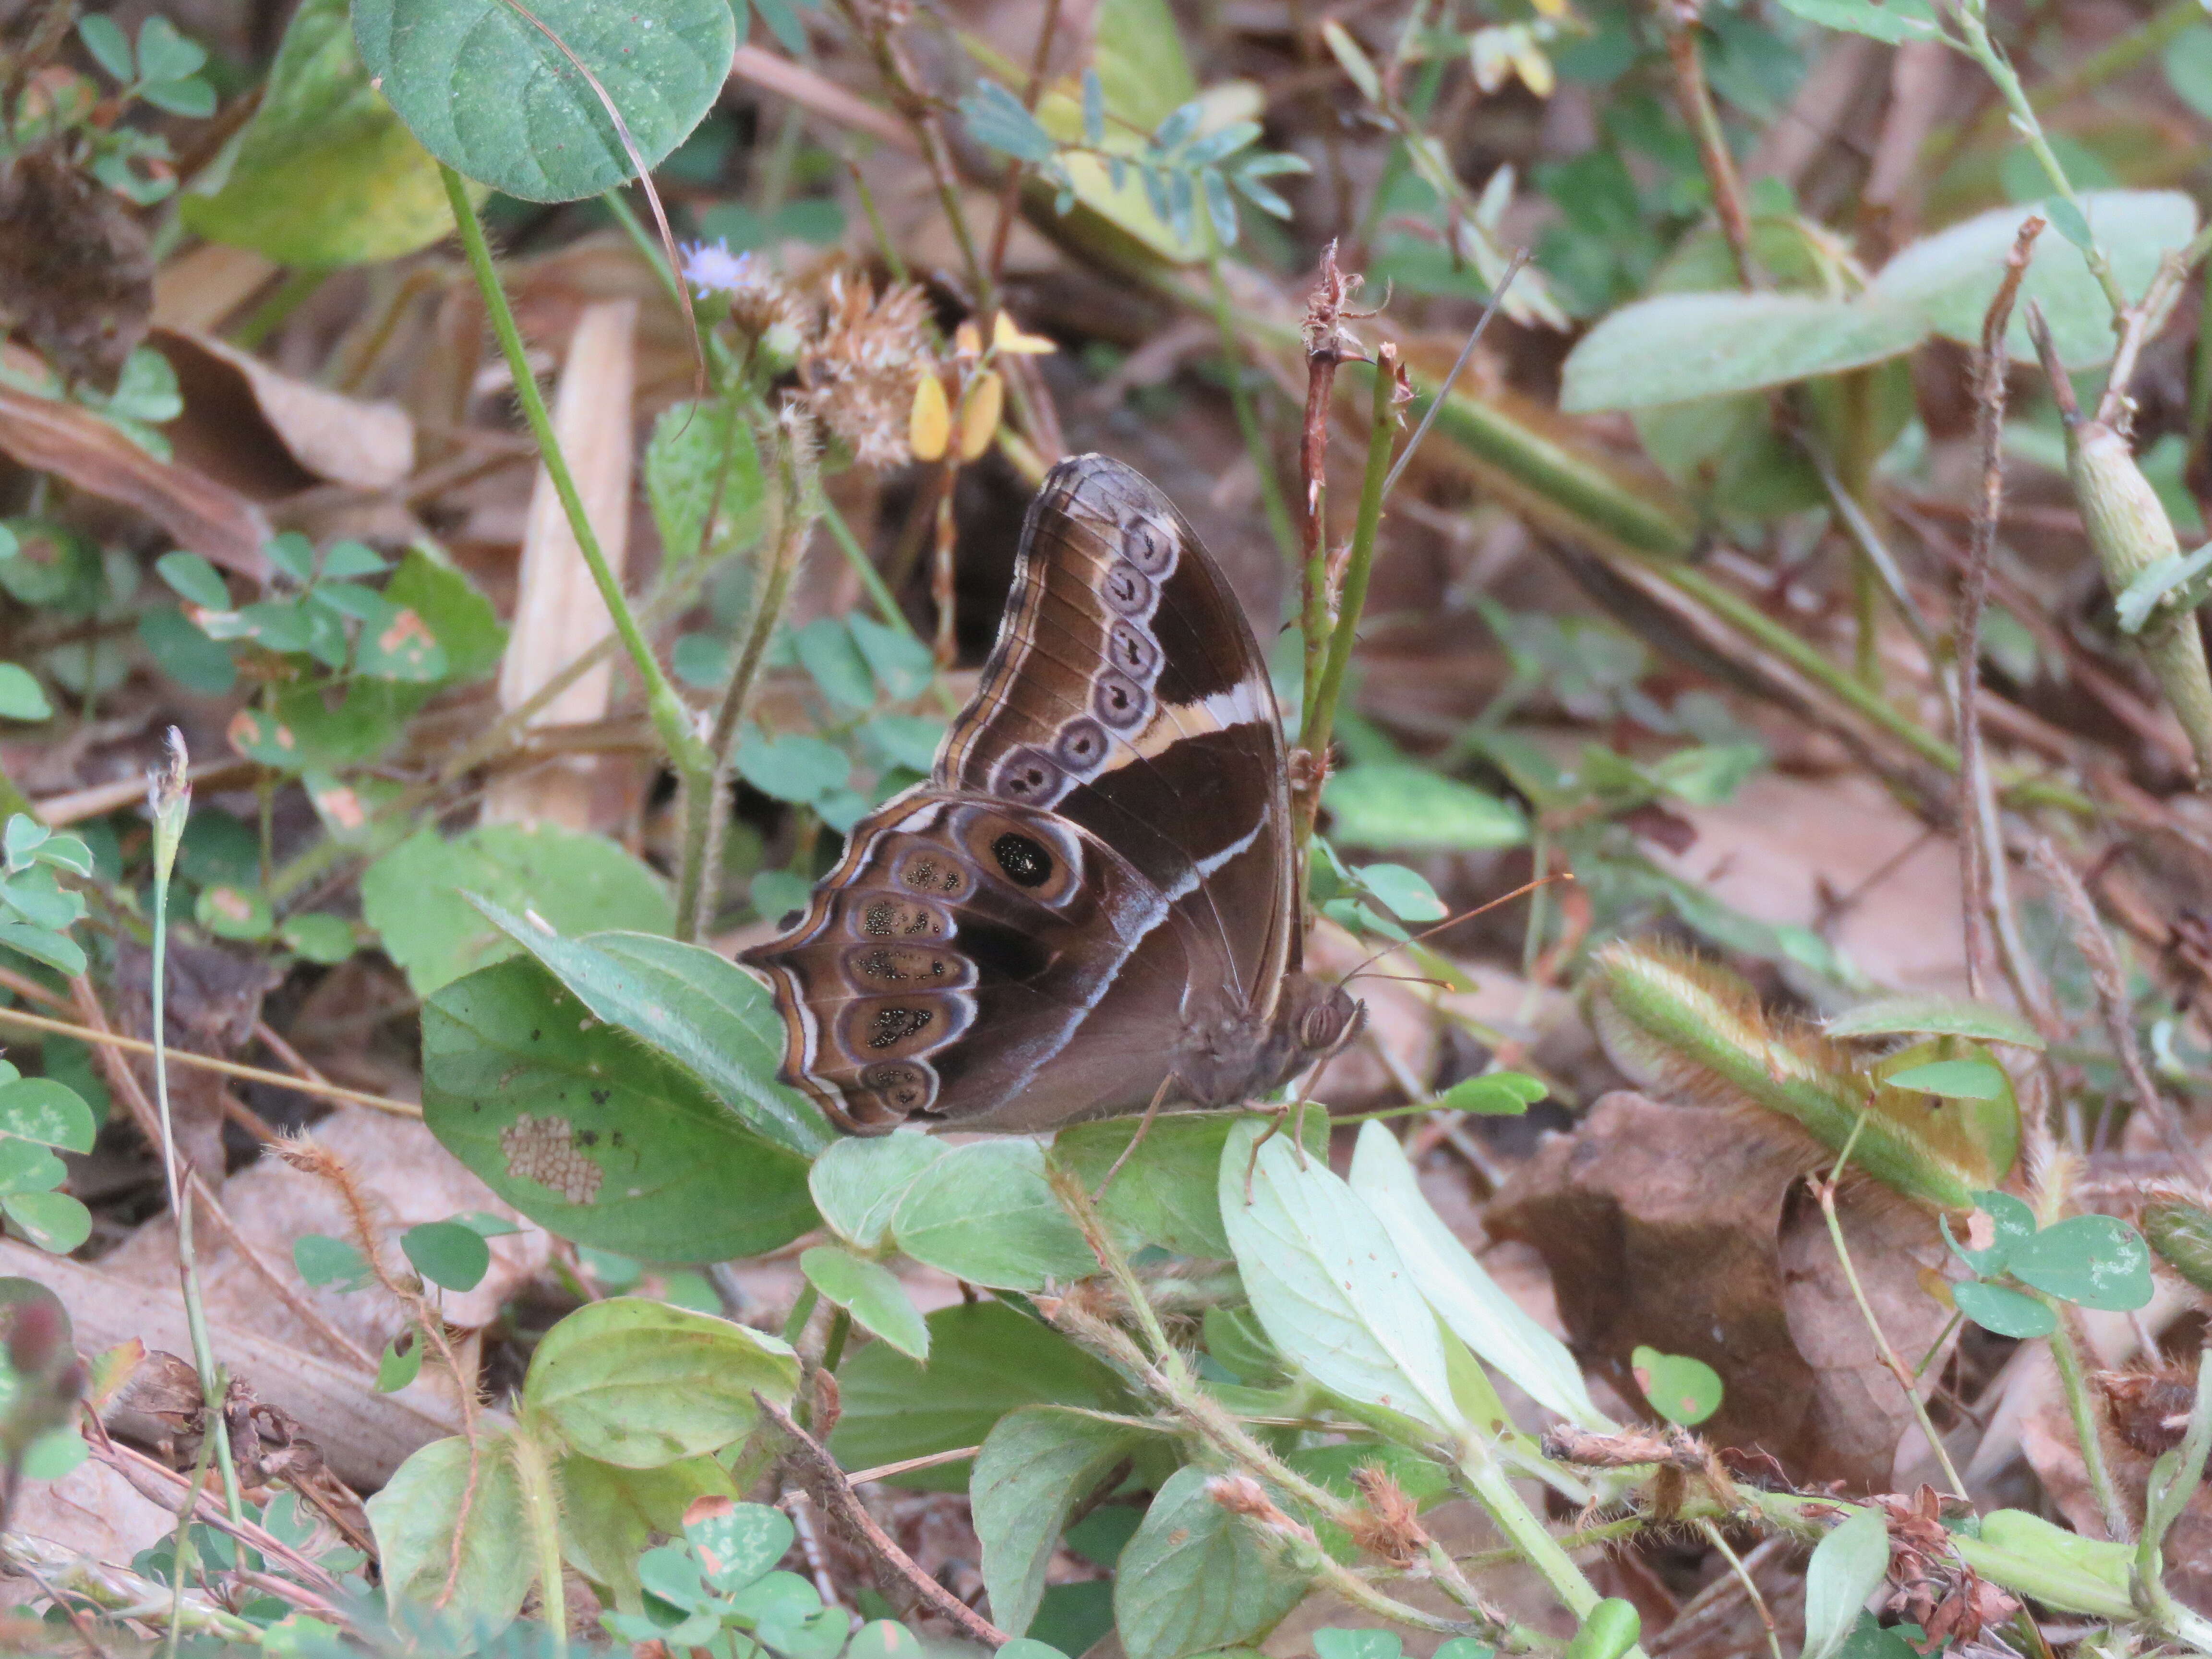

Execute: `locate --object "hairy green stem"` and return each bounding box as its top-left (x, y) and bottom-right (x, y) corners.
top-left (2137, 1338), bottom-right (2212, 1633)
top-left (441, 165), bottom-right (711, 785)
top-left (2044, 1301), bottom-right (2133, 1542)
top-left (1452, 1437), bottom-right (1629, 1646)
top-left (508, 1426), bottom-right (570, 1659)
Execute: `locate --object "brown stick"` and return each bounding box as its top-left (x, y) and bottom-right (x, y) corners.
top-left (1957, 216), bottom-right (2044, 1000)
top-left (755, 1392), bottom-right (1011, 1646)
top-left (87, 1435), bottom-right (343, 1597)
top-left (2029, 839), bottom-right (2210, 1181)
top-left (1663, 7), bottom-right (1758, 289)
top-left (64, 977), bottom-right (380, 1373)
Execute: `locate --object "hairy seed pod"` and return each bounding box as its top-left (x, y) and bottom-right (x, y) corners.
top-left (2142, 1196), bottom-right (2212, 1294)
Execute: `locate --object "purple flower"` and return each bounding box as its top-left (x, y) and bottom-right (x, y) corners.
top-left (681, 239), bottom-right (753, 295)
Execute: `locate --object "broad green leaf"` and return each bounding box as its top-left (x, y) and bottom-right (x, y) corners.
top-left (280, 913), bottom-right (358, 964)
top-left (352, 0), bottom-right (738, 203)
top-left (422, 958), bottom-right (817, 1262)
top-left (385, 548), bottom-right (506, 682)
top-left (1562, 291), bottom-right (1928, 412)
top-left (1774, 0), bottom-right (1940, 42)
top-left (734, 731), bottom-right (851, 805)
top-left (974, 1407), bottom-right (1149, 1637)
top-left (1436, 1073), bottom-right (1547, 1115)
top-left (809, 1131), bottom-right (948, 1251)
top-left (1951, 1280), bottom-right (2055, 1338)
top-left (78, 14), bottom-right (134, 80)
top-left (830, 1301), bottom-right (1128, 1491)
top-left (1202, 1303), bottom-right (1283, 1383)
top-left (523, 1297), bottom-right (800, 1468)
top-left (849, 616), bottom-right (935, 701)
top-left (182, 0), bottom-right (457, 263)
top-left (1962, 1511), bottom-right (2133, 1619)
top-left (2008, 1214), bottom-right (2153, 1311)
top-left (1869, 192), bottom-right (2199, 367)
top-left (1825, 996), bottom-right (2044, 1049)
top-left (227, 679), bottom-right (423, 773)
top-left (402, 1219), bottom-right (492, 1292)
top-left (1354, 862), bottom-right (1446, 922)
top-left (685, 1498), bottom-right (794, 1591)
top-left (0, 1080), bottom-right (96, 1152)
top-left (1114, 1465), bottom-right (1309, 1659)
top-left (646, 398), bottom-right (765, 570)
top-left (473, 902), bottom-right (830, 1156)
top-left (890, 1140), bottom-right (1095, 1291)
top-left (799, 1246), bottom-right (928, 1360)
top-left (0, 664), bottom-right (48, 721)
top-left (3, 1191), bottom-right (89, 1254)
top-left (353, 600), bottom-right (449, 682)
top-left (1219, 1118), bottom-right (1464, 1433)
top-left (1324, 763), bottom-right (1526, 852)
top-left (0, 1139), bottom-right (66, 1196)
top-left (367, 1432), bottom-right (534, 1627)
top-left (1802, 1508), bottom-right (1891, 1659)
top-left (1630, 1345), bottom-right (1722, 1426)
top-left (793, 617), bottom-right (878, 710)
top-left (1348, 1123), bottom-right (1608, 1429)
top-left (1882, 1058), bottom-right (2008, 1100)
top-left (293, 1234), bottom-right (373, 1290)
top-left (1052, 1110), bottom-right (1319, 1259)
top-left (376, 1335), bottom-right (425, 1392)
top-left (1947, 1189), bottom-right (2039, 1277)
top-left (361, 822), bottom-right (672, 998)
top-left (0, 924), bottom-right (82, 977)
top-left (558, 1454), bottom-right (734, 1610)
top-left (195, 883), bottom-right (273, 940)
top-left (849, 1623), bottom-right (928, 1659)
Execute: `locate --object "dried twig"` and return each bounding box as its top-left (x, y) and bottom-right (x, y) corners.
top-left (1662, 1), bottom-right (1758, 289)
top-left (755, 1392), bottom-right (1010, 1646)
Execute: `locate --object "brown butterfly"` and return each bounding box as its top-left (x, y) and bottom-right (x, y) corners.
top-left (741, 454), bottom-right (1360, 1134)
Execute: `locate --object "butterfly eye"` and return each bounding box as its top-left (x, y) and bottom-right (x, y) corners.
top-left (992, 831), bottom-right (1054, 888)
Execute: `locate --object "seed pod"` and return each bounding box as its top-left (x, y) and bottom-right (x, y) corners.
top-left (2067, 418), bottom-right (2212, 782)
top-left (2142, 1196), bottom-right (2212, 1294)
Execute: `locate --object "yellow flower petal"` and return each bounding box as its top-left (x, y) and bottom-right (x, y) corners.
top-left (909, 373), bottom-right (951, 462)
top-left (954, 320), bottom-right (983, 358)
top-left (992, 312), bottom-right (1057, 355)
top-left (958, 370), bottom-right (1004, 462)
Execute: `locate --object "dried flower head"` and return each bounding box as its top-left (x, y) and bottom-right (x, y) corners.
top-left (1346, 1463), bottom-right (1428, 1566)
top-left (1203, 1473), bottom-right (1295, 1532)
top-left (1302, 240), bottom-right (1370, 364)
top-left (799, 271), bottom-right (935, 469)
top-left (683, 240), bottom-right (809, 345)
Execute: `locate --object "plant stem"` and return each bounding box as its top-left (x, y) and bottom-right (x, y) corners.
top-left (1663, 21), bottom-right (1758, 289)
top-left (1452, 1436), bottom-right (1628, 1643)
top-left (508, 1425), bottom-right (569, 1659)
top-left (1296, 344), bottom-right (1399, 852)
top-left (1208, 255), bottom-right (1298, 567)
top-left (2044, 1300), bottom-right (2133, 1542)
top-left (440, 165), bottom-right (712, 788)
top-left (820, 1309), bottom-right (852, 1374)
top-left (2136, 1337), bottom-right (2212, 1631)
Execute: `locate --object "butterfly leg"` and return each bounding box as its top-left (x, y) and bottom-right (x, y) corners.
top-left (1092, 1071), bottom-right (1179, 1204)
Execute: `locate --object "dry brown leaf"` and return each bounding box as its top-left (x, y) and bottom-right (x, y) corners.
top-left (151, 245), bottom-right (279, 335)
top-left (1489, 1089), bottom-right (1953, 1489)
top-left (0, 1460), bottom-right (175, 1609)
top-left (153, 326), bottom-right (415, 493)
top-left (0, 361), bottom-right (269, 575)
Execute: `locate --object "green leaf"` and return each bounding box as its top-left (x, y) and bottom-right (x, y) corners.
top-left (1348, 1122), bottom-right (1608, 1429)
top-left (0, 922), bottom-right (80, 977)
top-left (0, 664), bottom-right (49, 722)
top-left (194, 883), bottom-right (273, 940)
top-left (1436, 1072), bottom-right (1547, 1115)
top-left (685, 1498), bottom-right (794, 1589)
top-left (1354, 863), bottom-right (1446, 923)
top-left (974, 1407), bottom-right (1149, 1638)
top-left (1630, 1345), bottom-right (1723, 1426)
top-left (2166, 24), bottom-right (2212, 120)
top-left (793, 617), bottom-right (878, 710)
top-left (799, 1246), bottom-right (928, 1359)
top-left (1773, 0), bottom-right (1940, 42)
top-left (361, 822), bottom-right (672, 998)
top-left (646, 397), bottom-right (765, 570)
top-left (1565, 1600), bottom-right (1642, 1659)
top-left (1219, 1118), bottom-right (1464, 1432)
top-left (421, 957), bottom-right (818, 1262)
top-left (1883, 1057), bottom-right (2008, 1100)
top-left (523, 1297), bottom-right (800, 1468)
top-left (1962, 1510), bottom-right (2134, 1619)
top-left (2, 1190), bottom-right (89, 1254)
top-left (77, 14), bottom-right (135, 81)
top-left (1054, 1111), bottom-right (1310, 1259)
top-left (352, 0), bottom-right (738, 203)
top-left (1802, 1508), bottom-right (1892, 1659)
top-left (156, 550), bottom-right (230, 611)
top-left (2008, 1214), bottom-right (2154, 1311)
top-left (353, 599), bottom-right (450, 682)
top-left (1315, 1633), bottom-right (1403, 1659)
top-left (473, 903), bottom-right (830, 1156)
top-left (734, 731), bottom-right (851, 805)
top-left (385, 548), bottom-right (506, 682)
top-left (293, 1233), bottom-right (373, 1290)
top-left (1563, 291), bottom-right (1928, 412)
top-left (375, 1334), bottom-right (424, 1392)
top-left (559, 1454), bottom-right (735, 1608)
top-left (134, 17), bottom-right (208, 82)
top-left (0, 1139), bottom-right (66, 1196)
top-left (402, 1220), bottom-right (492, 1292)
top-left (809, 1131), bottom-right (948, 1251)
top-left (279, 913), bottom-right (358, 964)
top-left (1324, 763), bottom-right (1526, 853)
top-left (0, 1080), bottom-right (95, 1153)
top-left (19, 1427), bottom-right (86, 1481)
top-left (890, 1140), bottom-right (1095, 1292)
top-left (830, 1301), bottom-right (1128, 1491)
top-left (1825, 996), bottom-right (2044, 1049)
top-left (139, 607), bottom-right (238, 694)
top-left (849, 615), bottom-right (935, 701)
top-left (1115, 1465), bottom-right (1309, 1659)
top-left (859, 713), bottom-right (947, 773)
top-left (961, 81), bottom-right (1060, 165)
top-left (1952, 1279), bottom-right (2055, 1338)
top-left (367, 1432), bottom-right (534, 1628)
top-left (1869, 192), bottom-right (2199, 368)
top-left (1946, 1189), bottom-right (2039, 1277)
top-left (2115, 538), bottom-right (2212, 633)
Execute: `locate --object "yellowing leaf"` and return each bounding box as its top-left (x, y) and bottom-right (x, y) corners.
top-left (958, 371), bottom-right (1004, 462)
top-left (991, 313), bottom-right (1057, 355)
top-left (909, 373), bottom-right (951, 462)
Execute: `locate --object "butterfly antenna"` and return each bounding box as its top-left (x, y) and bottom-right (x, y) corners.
top-left (1382, 247), bottom-right (1528, 501)
top-left (1338, 870), bottom-right (1575, 991)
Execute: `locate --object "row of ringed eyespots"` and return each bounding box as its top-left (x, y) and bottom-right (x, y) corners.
top-left (993, 514), bottom-right (1178, 805)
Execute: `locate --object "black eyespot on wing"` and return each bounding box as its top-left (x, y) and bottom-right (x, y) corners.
top-left (777, 909), bottom-right (803, 930)
top-left (995, 746), bottom-right (1064, 803)
top-left (899, 853), bottom-right (965, 894)
top-left (1107, 619), bottom-right (1160, 678)
top-left (868, 1006), bottom-right (934, 1048)
top-left (1121, 518), bottom-right (1177, 577)
top-left (1102, 565), bottom-right (1151, 615)
top-left (1093, 669), bottom-right (1147, 729)
top-left (993, 831), bottom-right (1054, 887)
top-left (861, 1062), bottom-right (932, 1111)
top-left (1056, 717), bottom-right (1107, 770)
top-left (862, 898), bottom-right (945, 938)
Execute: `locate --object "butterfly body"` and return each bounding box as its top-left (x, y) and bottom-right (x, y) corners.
top-left (742, 454), bottom-right (1358, 1134)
